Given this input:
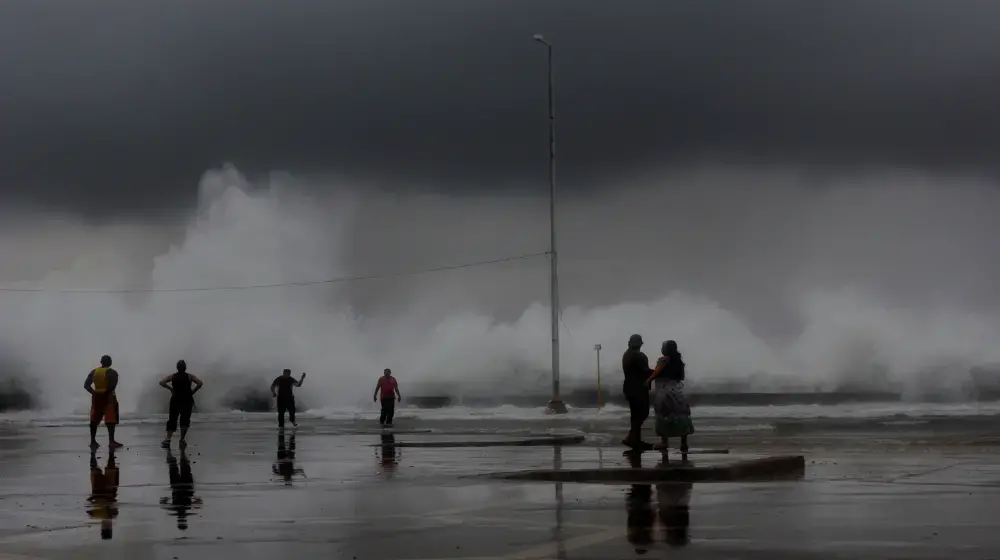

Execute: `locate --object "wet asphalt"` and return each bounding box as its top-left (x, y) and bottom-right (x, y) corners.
top-left (1, 414), bottom-right (1000, 559)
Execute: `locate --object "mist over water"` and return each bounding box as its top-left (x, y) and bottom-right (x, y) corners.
top-left (2, 165), bottom-right (1000, 416)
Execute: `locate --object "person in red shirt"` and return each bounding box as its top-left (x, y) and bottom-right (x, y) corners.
top-left (373, 368), bottom-right (401, 426)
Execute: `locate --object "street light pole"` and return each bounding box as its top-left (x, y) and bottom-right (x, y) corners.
top-left (594, 344), bottom-right (602, 409)
top-left (534, 33), bottom-right (567, 415)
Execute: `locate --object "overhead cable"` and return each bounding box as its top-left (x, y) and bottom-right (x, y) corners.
top-left (0, 251), bottom-right (550, 294)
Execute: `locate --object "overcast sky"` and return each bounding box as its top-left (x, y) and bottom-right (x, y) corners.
top-left (5, 1), bottom-right (1000, 396)
top-left (3, 0), bottom-right (1000, 214)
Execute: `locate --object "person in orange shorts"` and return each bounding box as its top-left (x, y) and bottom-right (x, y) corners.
top-left (85, 354), bottom-right (123, 449)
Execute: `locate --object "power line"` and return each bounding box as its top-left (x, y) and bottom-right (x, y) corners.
top-left (0, 251), bottom-right (550, 294)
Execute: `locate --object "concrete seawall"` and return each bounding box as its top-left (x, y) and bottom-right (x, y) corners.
top-left (493, 455), bottom-right (807, 483)
top-left (405, 390), bottom-right (913, 409)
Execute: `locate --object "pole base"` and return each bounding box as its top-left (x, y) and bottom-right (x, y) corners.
top-left (545, 399), bottom-right (569, 414)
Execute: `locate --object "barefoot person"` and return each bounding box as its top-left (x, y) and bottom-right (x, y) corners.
top-left (271, 369), bottom-right (306, 429)
top-left (85, 355), bottom-right (123, 450)
top-left (373, 368), bottom-right (401, 426)
top-left (159, 360), bottom-right (204, 448)
top-left (621, 335), bottom-right (653, 450)
top-left (646, 340), bottom-right (694, 456)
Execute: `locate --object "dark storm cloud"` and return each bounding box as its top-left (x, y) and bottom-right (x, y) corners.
top-left (3, 0), bottom-right (1000, 214)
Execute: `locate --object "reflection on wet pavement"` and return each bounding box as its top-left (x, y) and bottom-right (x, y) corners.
top-left (0, 416), bottom-right (1000, 559)
top-left (85, 450), bottom-right (119, 540)
top-left (159, 448), bottom-right (201, 530)
top-left (625, 462), bottom-right (654, 552)
top-left (378, 433), bottom-right (399, 476)
top-left (272, 431), bottom-right (305, 485)
top-left (658, 476), bottom-right (692, 547)
top-left (623, 450), bottom-right (692, 552)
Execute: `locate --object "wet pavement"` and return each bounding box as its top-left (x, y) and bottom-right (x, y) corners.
top-left (2, 416), bottom-right (1000, 559)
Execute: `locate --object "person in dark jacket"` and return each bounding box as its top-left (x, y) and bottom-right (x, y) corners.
top-left (271, 369), bottom-right (307, 429)
top-left (621, 334), bottom-right (653, 449)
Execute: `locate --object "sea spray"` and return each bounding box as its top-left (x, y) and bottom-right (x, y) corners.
top-left (2, 165), bottom-right (1000, 414)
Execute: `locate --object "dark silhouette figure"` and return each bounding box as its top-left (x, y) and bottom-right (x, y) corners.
top-left (272, 432), bottom-right (305, 485)
top-left (86, 450), bottom-right (120, 540)
top-left (84, 354), bottom-right (123, 450)
top-left (647, 339), bottom-right (693, 457)
top-left (624, 450), bottom-right (654, 554)
top-left (159, 448), bottom-right (201, 530)
top-left (621, 334), bottom-right (653, 449)
top-left (378, 433), bottom-right (399, 475)
top-left (159, 359), bottom-right (204, 448)
top-left (270, 369), bottom-right (306, 429)
top-left (373, 368), bottom-right (401, 426)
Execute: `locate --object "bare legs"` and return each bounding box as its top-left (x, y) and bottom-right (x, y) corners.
top-left (92, 423), bottom-right (121, 449)
top-left (163, 427), bottom-right (190, 448)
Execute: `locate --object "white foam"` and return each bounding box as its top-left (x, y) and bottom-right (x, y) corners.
top-left (300, 402), bottom-right (1000, 421)
top-left (6, 400), bottom-right (1000, 427)
top-left (691, 402), bottom-right (1000, 419)
top-left (303, 404), bottom-right (597, 422)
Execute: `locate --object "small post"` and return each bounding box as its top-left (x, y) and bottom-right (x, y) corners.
top-left (594, 344), bottom-right (602, 409)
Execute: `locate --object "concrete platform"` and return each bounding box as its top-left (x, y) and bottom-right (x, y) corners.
top-left (678, 448), bottom-right (730, 455)
top-left (372, 434), bottom-right (586, 448)
top-left (349, 428), bottom-right (434, 435)
top-left (404, 389), bottom-right (913, 409)
top-left (492, 455), bottom-right (806, 483)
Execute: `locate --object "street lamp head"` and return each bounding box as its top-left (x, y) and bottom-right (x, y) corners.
top-left (533, 34), bottom-right (550, 46)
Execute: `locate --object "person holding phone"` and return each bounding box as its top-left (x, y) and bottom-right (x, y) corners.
top-left (271, 369), bottom-right (306, 429)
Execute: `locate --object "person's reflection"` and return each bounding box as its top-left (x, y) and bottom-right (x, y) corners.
top-left (656, 457), bottom-right (692, 547)
top-left (86, 450), bottom-right (120, 540)
top-left (159, 447), bottom-right (202, 530)
top-left (378, 433), bottom-right (400, 476)
top-left (624, 450), bottom-right (654, 554)
top-left (553, 445), bottom-right (566, 560)
top-left (272, 432), bottom-right (304, 485)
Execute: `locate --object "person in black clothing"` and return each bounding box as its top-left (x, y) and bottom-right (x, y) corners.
top-left (622, 334), bottom-right (653, 449)
top-left (159, 360), bottom-right (204, 448)
top-left (271, 369), bottom-right (306, 429)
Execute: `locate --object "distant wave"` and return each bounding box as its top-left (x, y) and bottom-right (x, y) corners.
top-left (0, 402), bottom-right (1000, 425)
